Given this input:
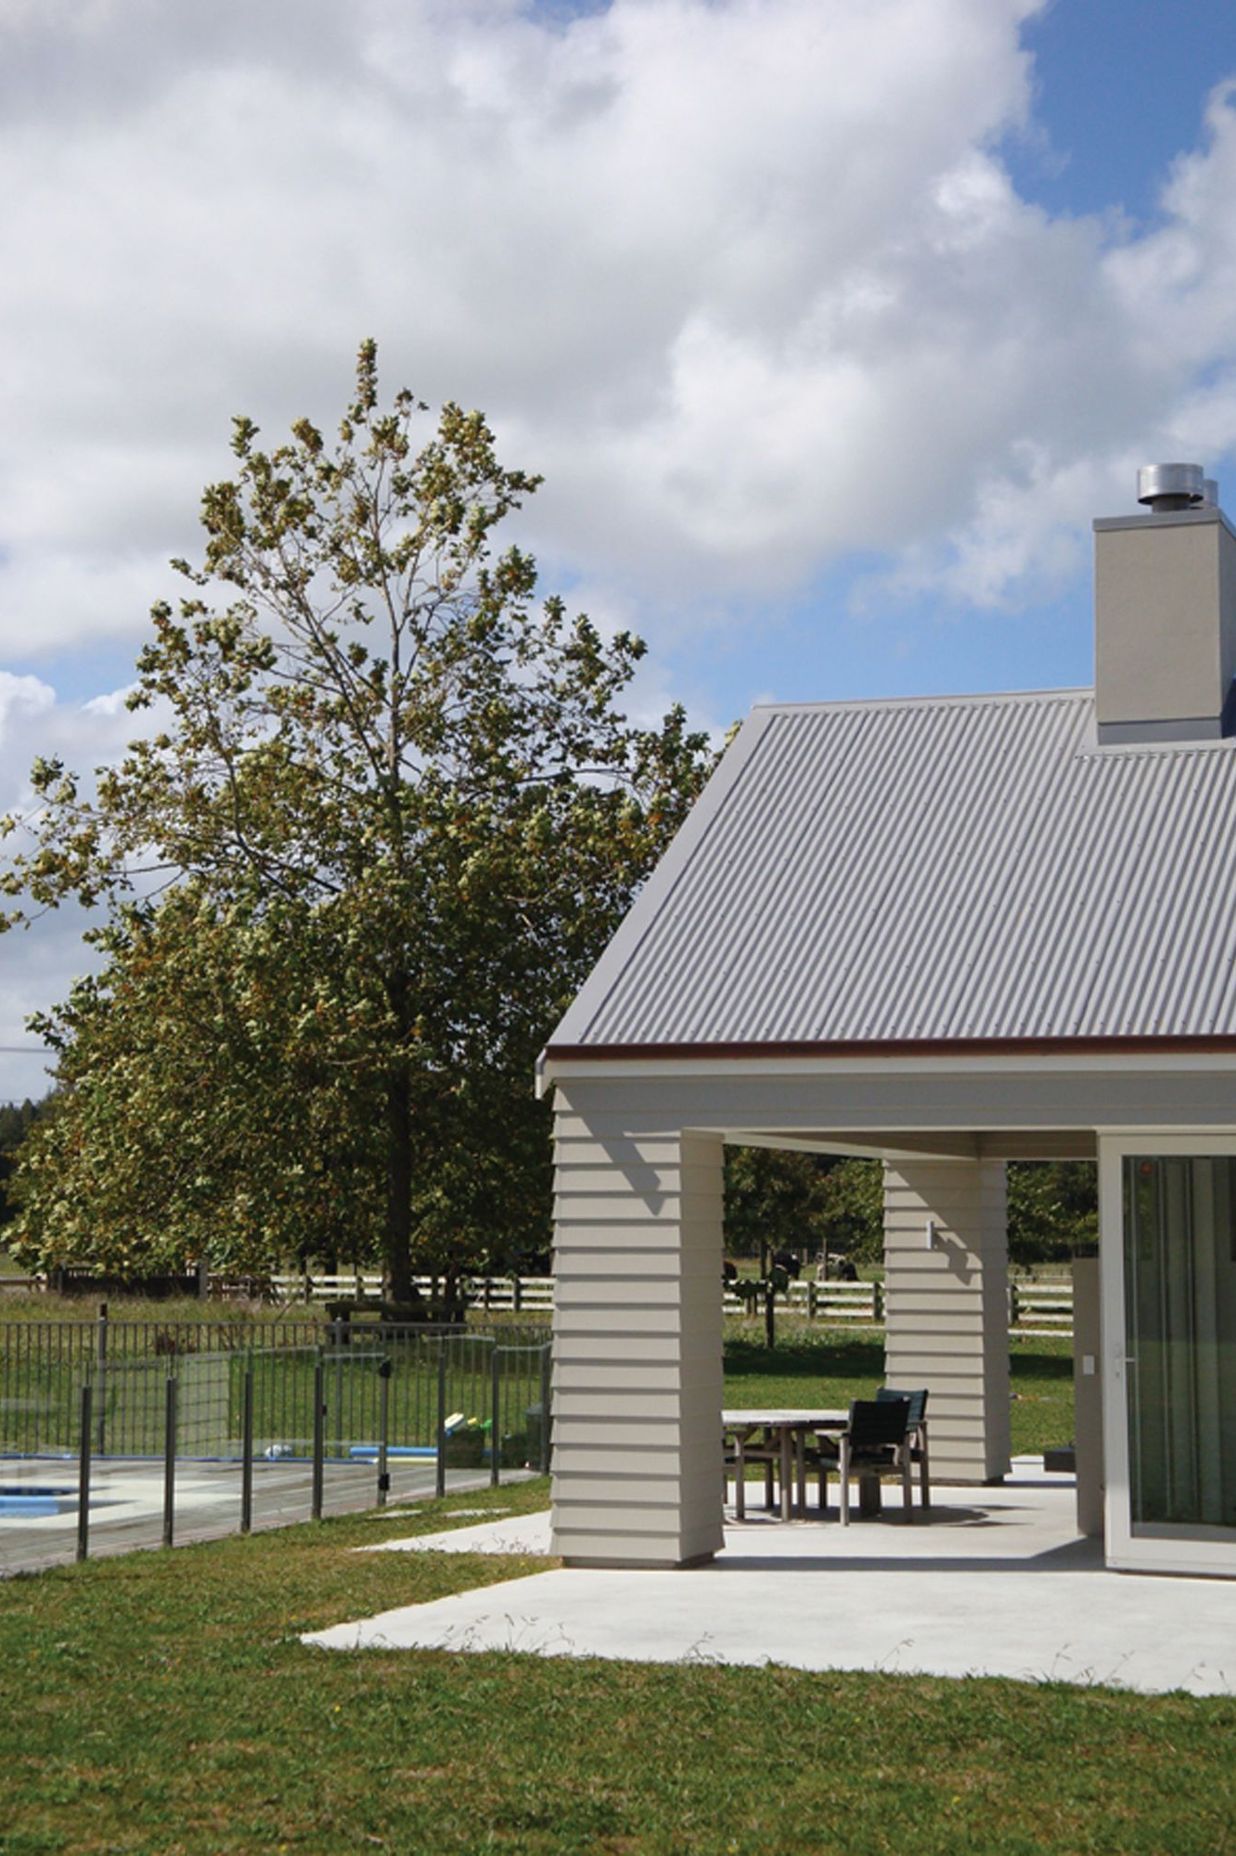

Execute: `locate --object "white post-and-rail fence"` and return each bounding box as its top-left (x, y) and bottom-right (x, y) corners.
top-left (268, 1272), bottom-right (558, 1314)
top-left (732, 1277), bottom-right (1074, 1330)
top-left (266, 1273), bottom-right (886, 1320)
top-left (2, 1269), bottom-right (1075, 1333)
top-left (735, 1279), bottom-right (884, 1322)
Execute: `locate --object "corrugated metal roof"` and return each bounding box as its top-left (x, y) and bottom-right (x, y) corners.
top-left (549, 689), bottom-right (1236, 1049)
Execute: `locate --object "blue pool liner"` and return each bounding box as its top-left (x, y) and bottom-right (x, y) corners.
top-left (347, 1444), bottom-right (437, 1461)
top-left (0, 1494), bottom-right (61, 1516)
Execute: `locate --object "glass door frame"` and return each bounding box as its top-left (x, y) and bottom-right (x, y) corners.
top-left (1100, 1130), bottom-right (1236, 1577)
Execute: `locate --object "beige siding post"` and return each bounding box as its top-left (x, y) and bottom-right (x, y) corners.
top-left (550, 1095), bottom-right (725, 1567)
top-left (883, 1160), bottom-right (1011, 1483)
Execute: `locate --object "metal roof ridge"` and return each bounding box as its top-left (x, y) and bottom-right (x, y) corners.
top-left (749, 686), bottom-right (1093, 716)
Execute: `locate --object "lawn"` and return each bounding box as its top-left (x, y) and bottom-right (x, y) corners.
top-left (2, 1479), bottom-right (1233, 1856)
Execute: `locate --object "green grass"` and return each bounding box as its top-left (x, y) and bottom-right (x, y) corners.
top-left (1, 1478), bottom-right (1232, 1855)
top-left (723, 1328), bottom-right (1074, 1457)
top-left (0, 1289), bottom-right (324, 1325)
top-left (1006, 1334), bottom-right (1077, 1455)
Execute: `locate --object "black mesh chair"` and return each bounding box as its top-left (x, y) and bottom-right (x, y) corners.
top-left (877, 1385), bottom-right (930, 1509)
top-left (815, 1397), bottom-right (913, 1525)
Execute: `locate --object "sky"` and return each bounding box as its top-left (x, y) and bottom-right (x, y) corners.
top-left (2, 0), bottom-right (1236, 1099)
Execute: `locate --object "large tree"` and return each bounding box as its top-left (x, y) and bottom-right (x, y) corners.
top-left (2, 344), bottom-right (713, 1295)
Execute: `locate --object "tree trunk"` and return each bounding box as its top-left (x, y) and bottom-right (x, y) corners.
top-left (441, 1265), bottom-right (467, 1326)
top-left (384, 1066), bottom-right (414, 1304)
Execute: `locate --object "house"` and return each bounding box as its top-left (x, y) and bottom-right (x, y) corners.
top-left (538, 462), bottom-right (1236, 1580)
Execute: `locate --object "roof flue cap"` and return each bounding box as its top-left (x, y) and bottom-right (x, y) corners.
top-left (1137, 462), bottom-right (1206, 513)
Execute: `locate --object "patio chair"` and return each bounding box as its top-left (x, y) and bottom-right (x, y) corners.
top-left (815, 1397), bottom-right (913, 1525)
top-left (877, 1385), bottom-right (930, 1509)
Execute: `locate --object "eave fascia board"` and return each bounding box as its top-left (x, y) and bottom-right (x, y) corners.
top-left (540, 1037), bottom-right (1236, 1089)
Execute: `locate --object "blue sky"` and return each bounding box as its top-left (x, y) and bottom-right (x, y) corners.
top-left (1008, 1), bottom-right (1236, 224)
top-left (1, 0), bottom-right (1235, 1095)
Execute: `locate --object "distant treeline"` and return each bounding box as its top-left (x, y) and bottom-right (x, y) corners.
top-left (0, 1096), bottom-right (49, 1233)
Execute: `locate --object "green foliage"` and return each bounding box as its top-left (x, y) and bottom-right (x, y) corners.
top-left (9, 893), bottom-right (384, 1275)
top-left (724, 1146), bottom-right (828, 1259)
top-left (725, 1151), bottom-right (1096, 1273)
top-left (816, 1156), bottom-right (884, 1264)
top-left (0, 1096), bottom-right (46, 1233)
top-left (725, 1148), bottom-right (883, 1267)
top-left (2, 343), bottom-right (714, 1290)
top-left (1007, 1161), bottom-right (1098, 1266)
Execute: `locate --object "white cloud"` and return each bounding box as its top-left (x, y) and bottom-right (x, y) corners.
top-left (3, 0), bottom-right (1236, 1072)
top-left (0, 0), bottom-right (1055, 648)
top-left (0, 672), bottom-right (55, 736)
top-left (2, 0), bottom-right (1224, 653)
top-left (0, 0), bottom-right (1230, 653)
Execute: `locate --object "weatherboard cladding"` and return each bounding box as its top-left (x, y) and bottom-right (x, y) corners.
top-left (551, 689), bottom-right (1236, 1049)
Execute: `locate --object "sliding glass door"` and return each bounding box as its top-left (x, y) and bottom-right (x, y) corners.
top-left (1103, 1137), bottom-right (1236, 1575)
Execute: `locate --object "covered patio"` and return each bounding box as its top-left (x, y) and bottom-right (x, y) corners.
top-left (539, 473), bottom-right (1236, 1582)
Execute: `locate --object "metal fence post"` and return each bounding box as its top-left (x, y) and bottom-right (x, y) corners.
top-left (95, 1301), bottom-right (108, 1455)
top-left (435, 1340), bottom-right (447, 1499)
top-left (333, 1339), bottom-right (344, 1463)
top-left (377, 1357), bottom-right (391, 1508)
top-left (538, 1343), bottom-right (551, 1475)
top-left (162, 1373), bottom-right (177, 1549)
top-left (240, 1362), bottom-right (254, 1534)
top-left (490, 1345), bottom-right (502, 1488)
top-left (312, 1357), bottom-right (325, 1522)
top-left (76, 1383), bottom-right (93, 1563)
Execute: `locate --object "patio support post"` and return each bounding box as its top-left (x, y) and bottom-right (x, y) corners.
top-left (883, 1159), bottom-right (1011, 1483)
top-left (550, 1085), bottom-right (725, 1567)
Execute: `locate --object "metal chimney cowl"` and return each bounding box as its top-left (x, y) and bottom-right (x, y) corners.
top-left (1136, 462), bottom-right (1205, 513)
top-left (1093, 465), bottom-right (1236, 745)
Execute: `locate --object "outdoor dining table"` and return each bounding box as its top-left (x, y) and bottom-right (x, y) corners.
top-left (722, 1408), bottom-right (847, 1521)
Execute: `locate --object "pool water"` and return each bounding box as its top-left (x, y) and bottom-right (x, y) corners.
top-left (0, 1484), bottom-right (75, 1516)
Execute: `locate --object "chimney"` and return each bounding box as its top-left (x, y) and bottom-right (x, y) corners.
top-left (1093, 464), bottom-right (1236, 744)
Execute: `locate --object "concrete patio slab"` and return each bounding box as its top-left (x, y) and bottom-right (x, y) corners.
top-left (304, 1462), bottom-right (1236, 1696)
top-left (359, 1508), bottom-right (552, 1557)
